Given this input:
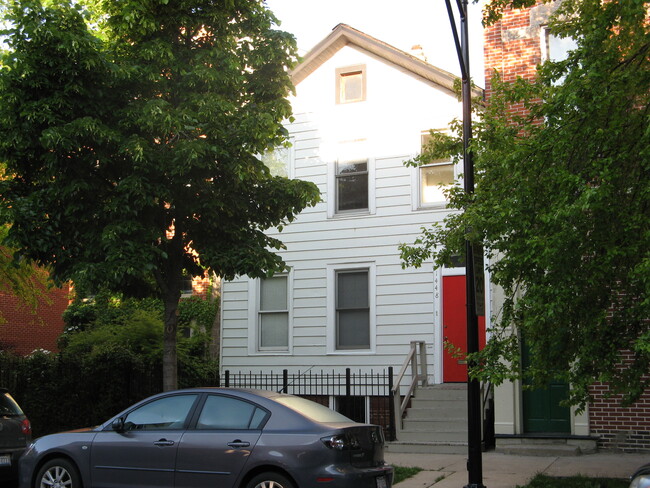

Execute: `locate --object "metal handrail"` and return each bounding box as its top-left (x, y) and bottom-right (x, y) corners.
top-left (391, 341), bottom-right (428, 435)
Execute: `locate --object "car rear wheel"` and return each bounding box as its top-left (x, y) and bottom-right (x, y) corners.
top-left (35, 458), bottom-right (81, 488)
top-left (246, 472), bottom-right (295, 488)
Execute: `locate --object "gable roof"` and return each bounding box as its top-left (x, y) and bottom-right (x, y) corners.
top-left (290, 23), bottom-right (484, 99)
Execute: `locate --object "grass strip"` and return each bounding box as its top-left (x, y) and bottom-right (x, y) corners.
top-left (518, 474), bottom-right (628, 488)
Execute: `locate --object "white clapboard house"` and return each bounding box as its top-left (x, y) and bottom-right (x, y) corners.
top-left (219, 24), bottom-right (488, 452)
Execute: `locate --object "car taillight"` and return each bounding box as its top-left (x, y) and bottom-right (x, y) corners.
top-left (321, 434), bottom-right (359, 450)
top-left (21, 418), bottom-right (31, 436)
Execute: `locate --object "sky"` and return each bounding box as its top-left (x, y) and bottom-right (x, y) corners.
top-left (265, 0), bottom-right (486, 86)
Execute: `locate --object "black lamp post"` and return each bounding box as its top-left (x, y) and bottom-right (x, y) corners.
top-left (444, 1), bottom-right (485, 487)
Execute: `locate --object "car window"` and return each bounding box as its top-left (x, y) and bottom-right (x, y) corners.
top-left (125, 394), bottom-right (197, 430)
top-left (274, 396), bottom-right (353, 423)
top-left (0, 392), bottom-right (23, 416)
top-left (196, 395), bottom-right (267, 430)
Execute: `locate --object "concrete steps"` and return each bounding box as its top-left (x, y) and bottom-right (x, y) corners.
top-left (385, 385), bottom-right (600, 456)
top-left (387, 384), bottom-right (469, 454)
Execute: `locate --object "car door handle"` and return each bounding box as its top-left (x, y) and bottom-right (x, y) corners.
top-left (154, 439), bottom-right (175, 447)
top-left (227, 440), bottom-right (251, 448)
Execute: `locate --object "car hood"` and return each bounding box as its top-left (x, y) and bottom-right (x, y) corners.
top-left (66, 426), bottom-right (100, 433)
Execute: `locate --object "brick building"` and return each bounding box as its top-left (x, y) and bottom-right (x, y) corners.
top-left (0, 273), bottom-right (215, 357)
top-left (484, 1), bottom-right (650, 452)
top-left (0, 284), bottom-right (70, 355)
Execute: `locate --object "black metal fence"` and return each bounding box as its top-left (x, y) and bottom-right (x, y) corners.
top-left (219, 367), bottom-right (396, 440)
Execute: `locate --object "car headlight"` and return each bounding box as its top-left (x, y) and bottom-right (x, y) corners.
top-left (630, 475), bottom-right (650, 488)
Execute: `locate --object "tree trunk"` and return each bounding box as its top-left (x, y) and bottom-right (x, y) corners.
top-left (163, 292), bottom-right (180, 391)
top-left (209, 299), bottom-right (221, 361)
top-left (209, 273), bottom-right (221, 360)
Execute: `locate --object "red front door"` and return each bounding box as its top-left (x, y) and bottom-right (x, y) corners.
top-left (442, 275), bottom-right (486, 382)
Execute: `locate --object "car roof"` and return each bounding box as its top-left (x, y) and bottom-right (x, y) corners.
top-left (174, 387), bottom-right (287, 399)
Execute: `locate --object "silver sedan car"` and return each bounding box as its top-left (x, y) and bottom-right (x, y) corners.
top-left (19, 388), bottom-right (393, 488)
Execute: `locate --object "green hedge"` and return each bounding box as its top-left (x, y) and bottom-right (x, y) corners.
top-left (1, 293), bottom-right (220, 437)
top-left (0, 349), bottom-right (219, 437)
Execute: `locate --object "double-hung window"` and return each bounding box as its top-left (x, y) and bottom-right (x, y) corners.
top-left (258, 275), bottom-right (289, 351)
top-left (336, 159), bottom-right (368, 212)
top-left (418, 132), bottom-right (454, 206)
top-left (335, 269), bottom-right (370, 350)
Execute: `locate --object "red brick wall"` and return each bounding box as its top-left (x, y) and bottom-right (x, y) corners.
top-left (190, 274), bottom-right (215, 300)
top-left (0, 270), bottom-right (212, 356)
top-left (0, 285), bottom-right (70, 355)
top-left (483, 1), bottom-right (650, 450)
top-left (484, 8), bottom-right (541, 95)
top-left (589, 355), bottom-right (650, 452)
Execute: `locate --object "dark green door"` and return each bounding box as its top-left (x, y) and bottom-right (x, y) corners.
top-left (521, 343), bottom-right (571, 433)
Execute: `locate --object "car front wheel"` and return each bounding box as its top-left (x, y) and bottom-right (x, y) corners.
top-left (246, 472), bottom-right (296, 488)
top-left (35, 458), bottom-right (81, 488)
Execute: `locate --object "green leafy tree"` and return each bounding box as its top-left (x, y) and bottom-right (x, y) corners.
top-left (61, 291), bottom-right (218, 362)
top-left (0, 0), bottom-right (320, 390)
top-left (0, 225), bottom-right (51, 323)
top-left (401, 0), bottom-right (649, 407)
top-left (0, 163), bottom-right (50, 321)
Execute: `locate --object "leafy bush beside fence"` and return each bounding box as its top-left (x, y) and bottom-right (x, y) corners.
top-left (0, 291), bottom-right (220, 437)
top-left (0, 348), bottom-right (219, 437)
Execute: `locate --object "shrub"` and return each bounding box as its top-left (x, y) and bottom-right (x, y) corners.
top-left (0, 293), bottom-right (220, 436)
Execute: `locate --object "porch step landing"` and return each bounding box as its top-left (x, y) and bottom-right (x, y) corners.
top-left (495, 435), bottom-right (598, 456)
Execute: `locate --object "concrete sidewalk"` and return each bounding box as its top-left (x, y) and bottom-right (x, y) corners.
top-left (387, 451), bottom-right (649, 488)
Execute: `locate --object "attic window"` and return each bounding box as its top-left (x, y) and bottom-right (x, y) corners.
top-left (336, 65), bottom-right (366, 104)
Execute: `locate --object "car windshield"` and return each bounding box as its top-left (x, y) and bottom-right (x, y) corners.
top-left (0, 392), bottom-right (23, 416)
top-left (275, 396), bottom-right (353, 423)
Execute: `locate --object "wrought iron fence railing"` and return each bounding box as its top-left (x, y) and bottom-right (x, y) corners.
top-left (219, 367), bottom-right (396, 440)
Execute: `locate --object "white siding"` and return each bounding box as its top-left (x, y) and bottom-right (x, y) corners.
top-left (221, 44), bottom-right (464, 386)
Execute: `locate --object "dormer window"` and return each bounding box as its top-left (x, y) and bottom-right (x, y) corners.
top-left (336, 65), bottom-right (366, 104)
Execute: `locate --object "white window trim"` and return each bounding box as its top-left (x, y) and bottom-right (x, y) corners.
top-left (540, 25), bottom-right (551, 63)
top-left (411, 131), bottom-right (459, 210)
top-left (410, 161), bottom-right (457, 211)
top-left (327, 157), bottom-right (376, 218)
top-left (335, 64), bottom-right (367, 104)
top-left (326, 262), bottom-right (376, 354)
top-left (247, 271), bottom-right (293, 355)
top-left (259, 137), bottom-right (295, 179)
top-left (286, 137), bottom-right (296, 180)
top-left (540, 25), bottom-right (578, 63)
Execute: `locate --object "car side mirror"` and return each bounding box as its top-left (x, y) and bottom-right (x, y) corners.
top-left (112, 418), bottom-right (125, 432)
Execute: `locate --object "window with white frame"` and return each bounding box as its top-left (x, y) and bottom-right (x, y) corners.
top-left (418, 132), bottom-right (454, 206)
top-left (180, 272), bottom-right (194, 296)
top-left (336, 159), bottom-right (368, 212)
top-left (336, 65), bottom-right (366, 104)
top-left (335, 269), bottom-right (370, 350)
top-left (258, 275), bottom-right (289, 351)
top-left (541, 26), bottom-right (578, 62)
top-left (261, 141), bottom-right (293, 178)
